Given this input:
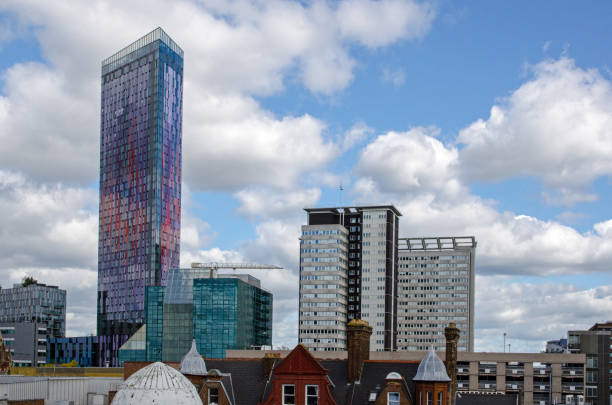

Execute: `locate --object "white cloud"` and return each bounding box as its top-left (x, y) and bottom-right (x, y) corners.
top-left (337, 0), bottom-right (435, 48)
top-left (458, 57), bottom-right (612, 204)
top-left (352, 128), bottom-right (612, 277)
top-left (235, 187), bottom-right (321, 219)
top-left (354, 127), bottom-right (463, 196)
top-left (342, 121), bottom-right (374, 151)
top-left (475, 276), bottom-right (612, 352)
top-left (183, 98), bottom-right (337, 190)
top-left (0, 171), bottom-right (98, 270)
top-left (381, 68), bottom-right (406, 87)
top-left (0, 0), bottom-right (435, 187)
top-left (0, 63), bottom-right (99, 184)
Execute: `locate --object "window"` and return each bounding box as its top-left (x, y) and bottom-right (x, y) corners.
top-left (306, 385), bottom-right (318, 405)
top-left (438, 391), bottom-right (442, 405)
top-left (208, 387), bottom-right (219, 405)
top-left (427, 391), bottom-right (432, 405)
top-left (388, 392), bottom-right (400, 405)
top-left (283, 385), bottom-right (295, 405)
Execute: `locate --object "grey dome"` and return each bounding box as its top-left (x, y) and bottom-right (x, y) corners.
top-left (386, 372), bottom-right (402, 380)
top-left (111, 362), bottom-right (202, 405)
top-left (413, 348), bottom-right (450, 382)
top-left (180, 340), bottom-right (207, 376)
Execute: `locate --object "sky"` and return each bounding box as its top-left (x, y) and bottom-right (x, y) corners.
top-left (1, 0), bottom-right (612, 353)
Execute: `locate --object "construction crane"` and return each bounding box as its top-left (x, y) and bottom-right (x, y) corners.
top-left (190, 262), bottom-right (283, 278)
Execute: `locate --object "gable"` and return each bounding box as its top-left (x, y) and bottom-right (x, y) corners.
top-left (273, 344), bottom-right (327, 375)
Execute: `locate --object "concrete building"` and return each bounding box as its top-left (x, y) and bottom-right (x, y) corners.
top-left (568, 329), bottom-right (610, 405)
top-left (397, 237), bottom-right (476, 352)
top-left (0, 281), bottom-right (66, 366)
top-left (299, 205), bottom-right (401, 352)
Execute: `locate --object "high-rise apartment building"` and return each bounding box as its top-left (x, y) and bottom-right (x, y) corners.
top-left (396, 237), bottom-right (476, 352)
top-left (298, 205), bottom-right (401, 352)
top-left (98, 27), bottom-right (183, 366)
top-left (0, 281), bottom-right (66, 366)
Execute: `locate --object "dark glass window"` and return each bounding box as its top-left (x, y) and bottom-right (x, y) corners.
top-left (283, 385), bottom-right (295, 405)
top-left (209, 387), bottom-right (219, 404)
top-left (306, 385), bottom-right (318, 405)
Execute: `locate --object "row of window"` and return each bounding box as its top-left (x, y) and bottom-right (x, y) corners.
top-left (302, 229), bottom-right (343, 236)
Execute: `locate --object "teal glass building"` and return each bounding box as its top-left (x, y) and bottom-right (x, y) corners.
top-left (119, 269), bottom-right (272, 363)
top-left (193, 278), bottom-right (273, 359)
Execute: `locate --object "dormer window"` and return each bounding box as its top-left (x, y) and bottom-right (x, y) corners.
top-left (283, 384), bottom-right (295, 405)
top-left (306, 385), bottom-right (319, 405)
top-left (388, 392), bottom-right (400, 405)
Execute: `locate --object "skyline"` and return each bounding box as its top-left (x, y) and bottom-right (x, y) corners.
top-left (1, 0), bottom-right (612, 352)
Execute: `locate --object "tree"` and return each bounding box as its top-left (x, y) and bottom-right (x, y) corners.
top-left (22, 276), bottom-right (38, 287)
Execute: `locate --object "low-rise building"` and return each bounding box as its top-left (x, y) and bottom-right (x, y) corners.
top-left (47, 335), bottom-right (100, 367)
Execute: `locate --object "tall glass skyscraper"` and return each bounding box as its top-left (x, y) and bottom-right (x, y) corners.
top-left (97, 27), bottom-right (183, 366)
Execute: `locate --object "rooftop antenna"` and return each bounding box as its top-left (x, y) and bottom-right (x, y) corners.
top-left (338, 183), bottom-right (344, 205)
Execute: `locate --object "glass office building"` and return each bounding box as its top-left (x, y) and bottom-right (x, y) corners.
top-left (47, 336), bottom-right (99, 367)
top-left (193, 278), bottom-right (273, 359)
top-left (119, 268), bottom-right (273, 364)
top-left (97, 27), bottom-right (183, 366)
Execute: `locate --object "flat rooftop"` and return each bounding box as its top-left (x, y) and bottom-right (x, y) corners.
top-left (304, 205), bottom-right (402, 216)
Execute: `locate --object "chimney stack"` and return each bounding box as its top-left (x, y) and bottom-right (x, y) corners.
top-left (347, 319), bottom-right (372, 382)
top-left (445, 323), bottom-right (460, 402)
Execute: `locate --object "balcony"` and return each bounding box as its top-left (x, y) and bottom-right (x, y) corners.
top-left (507, 367), bottom-right (524, 376)
top-left (534, 368), bottom-right (551, 376)
top-left (478, 367), bottom-right (496, 375)
top-left (457, 367), bottom-right (469, 375)
top-left (533, 384), bottom-right (551, 392)
top-left (563, 367), bottom-right (584, 376)
top-left (562, 384), bottom-right (583, 393)
top-left (505, 383), bottom-right (524, 391)
top-left (478, 383), bottom-right (496, 390)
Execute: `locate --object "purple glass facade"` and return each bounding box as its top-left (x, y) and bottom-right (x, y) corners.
top-left (97, 28), bottom-right (183, 366)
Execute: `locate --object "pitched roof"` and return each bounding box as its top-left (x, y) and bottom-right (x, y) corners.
top-left (320, 360), bottom-right (349, 405)
top-left (348, 361), bottom-right (419, 405)
top-left (273, 344), bottom-right (327, 375)
top-left (207, 359), bottom-right (267, 405)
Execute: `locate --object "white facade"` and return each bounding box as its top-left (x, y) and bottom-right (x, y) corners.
top-left (360, 209), bottom-right (396, 352)
top-left (298, 224), bottom-right (349, 351)
top-left (396, 237), bottom-right (476, 352)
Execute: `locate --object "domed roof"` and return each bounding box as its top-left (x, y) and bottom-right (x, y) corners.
top-left (111, 362), bottom-right (202, 405)
top-left (180, 340), bottom-right (207, 376)
top-left (386, 372), bottom-right (402, 380)
top-left (413, 348), bottom-right (450, 382)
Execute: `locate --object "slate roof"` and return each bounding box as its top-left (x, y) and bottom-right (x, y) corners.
top-left (206, 359), bottom-right (268, 405)
top-left (320, 360), bottom-right (350, 404)
top-left (348, 361), bottom-right (420, 405)
top-left (455, 392), bottom-right (518, 405)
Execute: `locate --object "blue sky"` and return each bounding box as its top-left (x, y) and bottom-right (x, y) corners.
top-left (1, 0), bottom-right (612, 352)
